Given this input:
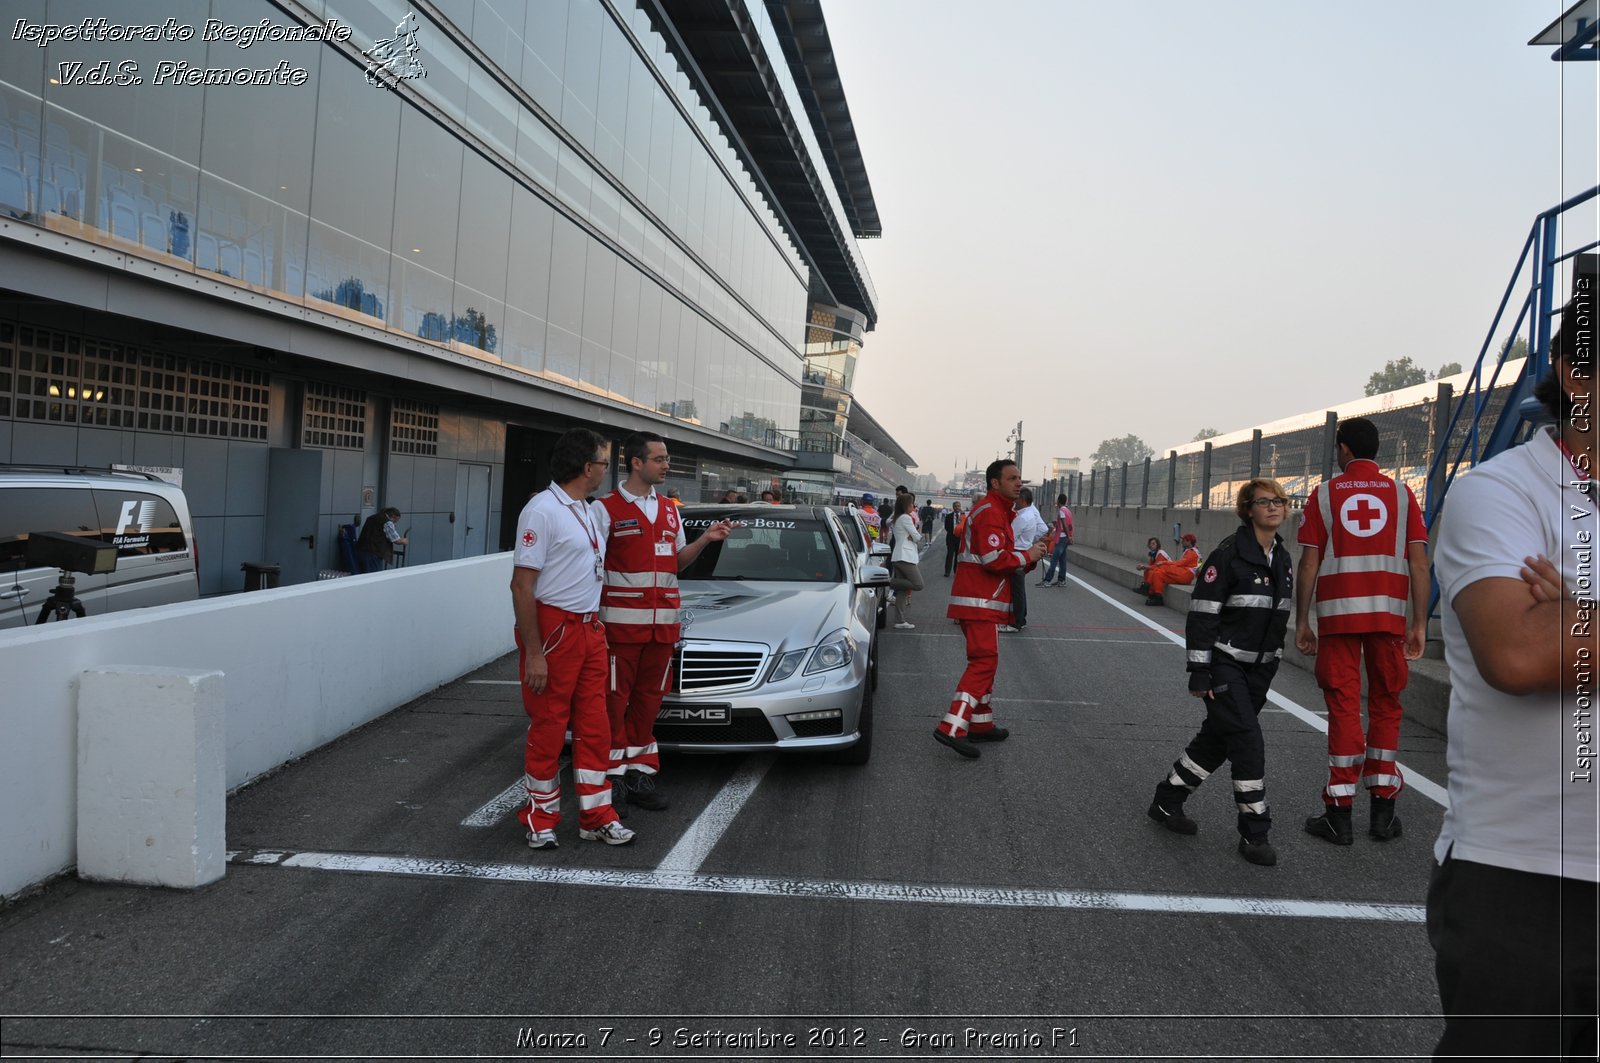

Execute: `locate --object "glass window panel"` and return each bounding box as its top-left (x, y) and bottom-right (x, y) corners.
top-left (465, 64), bottom-right (518, 163)
top-left (306, 50), bottom-right (402, 322)
top-left (589, 178), bottom-right (620, 240)
top-left (654, 297), bottom-right (681, 416)
top-left (0, 0), bottom-right (45, 218)
top-left (554, 141), bottom-right (590, 216)
top-left (429, 0), bottom-right (474, 31)
top-left (609, 264), bottom-right (640, 403)
top-left (579, 236), bottom-right (614, 391)
top-left (646, 85), bottom-right (671, 216)
top-left (452, 150), bottom-right (512, 357)
top-left (593, 16), bottom-right (630, 179)
top-left (622, 54), bottom-right (653, 199)
top-left (502, 184), bottom-right (555, 372)
top-left (389, 110), bottom-right (463, 340)
top-left (192, 0), bottom-right (318, 292)
top-left (560, 0), bottom-right (602, 151)
top-left (514, 109), bottom-right (559, 191)
top-left (522, 0), bottom-right (569, 115)
top-left (474, 0), bottom-right (525, 81)
top-left (408, 5), bottom-right (471, 116)
top-left (668, 121), bottom-right (690, 235)
top-left (41, 0), bottom-right (208, 247)
top-left (544, 218), bottom-right (587, 383)
top-left (633, 279), bottom-right (662, 413)
top-left (617, 200), bottom-right (645, 259)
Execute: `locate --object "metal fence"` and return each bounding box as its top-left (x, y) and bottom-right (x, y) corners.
top-left (1047, 368), bottom-right (1523, 517)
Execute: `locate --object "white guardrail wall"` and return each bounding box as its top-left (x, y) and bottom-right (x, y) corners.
top-left (1, 554), bottom-right (516, 900)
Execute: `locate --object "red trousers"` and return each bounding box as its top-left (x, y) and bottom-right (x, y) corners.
top-left (515, 606), bottom-right (618, 832)
top-left (1146, 562), bottom-right (1196, 596)
top-left (939, 620), bottom-right (999, 737)
top-left (607, 639), bottom-right (672, 776)
top-left (1314, 631), bottom-right (1407, 805)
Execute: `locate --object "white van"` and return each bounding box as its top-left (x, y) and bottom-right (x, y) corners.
top-left (0, 467), bottom-right (199, 629)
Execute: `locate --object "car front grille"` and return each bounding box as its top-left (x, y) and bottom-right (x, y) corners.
top-left (676, 640), bottom-right (767, 692)
top-left (655, 708), bottom-right (778, 745)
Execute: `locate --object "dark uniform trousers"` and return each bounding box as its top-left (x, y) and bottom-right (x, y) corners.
top-left (943, 533), bottom-right (960, 576)
top-left (1156, 658), bottom-right (1276, 838)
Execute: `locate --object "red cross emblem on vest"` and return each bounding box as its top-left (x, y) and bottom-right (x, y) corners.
top-left (1338, 493), bottom-right (1388, 538)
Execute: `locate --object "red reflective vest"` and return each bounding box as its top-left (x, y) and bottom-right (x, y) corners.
top-left (597, 493), bottom-right (682, 643)
top-left (947, 489), bottom-right (1032, 623)
top-left (1297, 459), bottom-right (1427, 636)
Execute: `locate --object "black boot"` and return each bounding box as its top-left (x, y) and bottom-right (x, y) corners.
top-left (933, 729), bottom-right (980, 759)
top-left (1304, 805), bottom-right (1354, 846)
top-left (1238, 834), bottom-right (1278, 866)
top-left (625, 771), bottom-right (669, 811)
top-left (610, 777), bottom-right (629, 819)
top-left (1147, 791), bottom-right (1199, 835)
top-left (1369, 797), bottom-right (1403, 841)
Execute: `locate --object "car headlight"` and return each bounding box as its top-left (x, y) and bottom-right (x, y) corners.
top-left (803, 628), bottom-right (855, 675)
top-left (766, 649), bottom-right (808, 684)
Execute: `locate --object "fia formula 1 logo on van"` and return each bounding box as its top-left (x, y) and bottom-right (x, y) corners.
top-left (113, 499), bottom-right (156, 548)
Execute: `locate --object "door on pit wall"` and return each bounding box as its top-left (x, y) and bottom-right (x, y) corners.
top-left (453, 462), bottom-right (491, 558)
top-left (500, 425), bottom-right (555, 550)
top-left (263, 448), bottom-right (323, 586)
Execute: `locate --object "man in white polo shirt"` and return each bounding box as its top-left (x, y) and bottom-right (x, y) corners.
top-left (1428, 292), bottom-right (1597, 1058)
top-left (509, 427), bottom-right (633, 849)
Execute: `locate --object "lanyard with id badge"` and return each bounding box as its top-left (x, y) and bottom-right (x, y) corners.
top-left (552, 486), bottom-right (604, 582)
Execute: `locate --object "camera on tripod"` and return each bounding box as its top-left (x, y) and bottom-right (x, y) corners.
top-left (21, 530), bottom-right (118, 624)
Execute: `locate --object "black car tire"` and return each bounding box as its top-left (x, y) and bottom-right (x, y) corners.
top-left (829, 680), bottom-right (873, 766)
top-left (868, 635), bottom-right (879, 692)
top-left (875, 592), bottom-right (887, 630)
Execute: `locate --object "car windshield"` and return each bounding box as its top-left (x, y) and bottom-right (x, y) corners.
top-left (680, 511), bottom-right (842, 583)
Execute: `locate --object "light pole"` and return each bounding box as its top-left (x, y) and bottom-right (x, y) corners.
top-left (1006, 421), bottom-right (1024, 472)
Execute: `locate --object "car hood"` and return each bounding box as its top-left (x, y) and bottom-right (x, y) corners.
top-left (677, 581), bottom-right (849, 651)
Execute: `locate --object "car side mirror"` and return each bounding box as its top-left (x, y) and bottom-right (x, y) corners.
top-left (869, 542), bottom-right (891, 558)
top-left (858, 564), bottom-right (891, 586)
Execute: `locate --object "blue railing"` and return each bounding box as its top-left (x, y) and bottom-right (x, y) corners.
top-left (1423, 184), bottom-right (1598, 530)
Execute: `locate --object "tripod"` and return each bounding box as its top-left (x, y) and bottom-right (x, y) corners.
top-left (35, 569), bottom-right (87, 624)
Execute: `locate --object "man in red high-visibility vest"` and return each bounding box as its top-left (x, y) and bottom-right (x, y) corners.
top-left (935, 458), bottom-right (1047, 758)
top-left (594, 432), bottom-right (730, 813)
top-left (1295, 416), bottom-right (1430, 845)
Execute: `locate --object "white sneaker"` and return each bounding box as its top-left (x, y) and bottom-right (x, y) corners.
top-left (894, 621), bottom-right (915, 630)
top-left (526, 829), bottom-right (559, 849)
top-left (579, 820), bottom-right (636, 845)
top-left (998, 625), bottom-right (1019, 633)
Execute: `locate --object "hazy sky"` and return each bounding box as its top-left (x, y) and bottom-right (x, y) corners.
top-left (824, 0), bottom-right (1599, 484)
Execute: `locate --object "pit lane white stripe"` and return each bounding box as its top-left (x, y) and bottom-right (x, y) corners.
top-left (655, 754), bottom-right (776, 872)
top-left (227, 850), bottom-right (1424, 924)
top-left (461, 757), bottom-right (569, 827)
top-left (466, 680), bottom-right (520, 684)
top-left (1065, 573), bottom-right (1449, 810)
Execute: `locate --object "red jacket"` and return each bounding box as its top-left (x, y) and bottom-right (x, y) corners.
top-left (597, 493), bottom-right (682, 643)
top-left (947, 489), bottom-right (1033, 623)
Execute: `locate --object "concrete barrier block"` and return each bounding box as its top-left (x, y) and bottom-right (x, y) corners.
top-left (77, 667), bottom-right (226, 889)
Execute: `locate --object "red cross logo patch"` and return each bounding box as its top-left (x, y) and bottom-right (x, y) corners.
top-left (1339, 493), bottom-right (1388, 538)
top-left (988, 533), bottom-right (1002, 548)
top-left (521, 529), bottom-right (537, 547)
top-left (1203, 565), bottom-right (1218, 583)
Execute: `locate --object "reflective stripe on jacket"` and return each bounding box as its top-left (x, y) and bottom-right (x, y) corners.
top-left (947, 489), bottom-right (1031, 624)
top-left (598, 493), bottom-right (681, 643)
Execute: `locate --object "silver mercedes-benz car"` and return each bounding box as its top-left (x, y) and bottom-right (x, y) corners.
top-left (656, 504), bottom-right (889, 764)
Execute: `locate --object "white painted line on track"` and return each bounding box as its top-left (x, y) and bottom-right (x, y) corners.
top-left (655, 754), bottom-right (776, 872)
top-left (467, 679), bottom-right (520, 685)
top-left (461, 757), bottom-right (569, 827)
top-left (226, 849), bottom-right (1424, 924)
top-left (1067, 573), bottom-right (1450, 810)
top-left (993, 698), bottom-right (1101, 706)
top-left (914, 633), bottom-right (1174, 645)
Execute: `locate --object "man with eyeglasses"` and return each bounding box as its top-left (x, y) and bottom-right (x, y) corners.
top-left (1147, 478), bottom-right (1294, 866)
top-left (1294, 416), bottom-right (1429, 847)
top-left (510, 428), bottom-right (633, 849)
top-left (592, 432), bottom-right (730, 815)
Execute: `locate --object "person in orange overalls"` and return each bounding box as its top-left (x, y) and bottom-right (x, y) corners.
top-left (1143, 533), bottom-right (1201, 605)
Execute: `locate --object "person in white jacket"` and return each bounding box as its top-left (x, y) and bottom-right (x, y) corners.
top-left (888, 493), bottom-right (923, 629)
